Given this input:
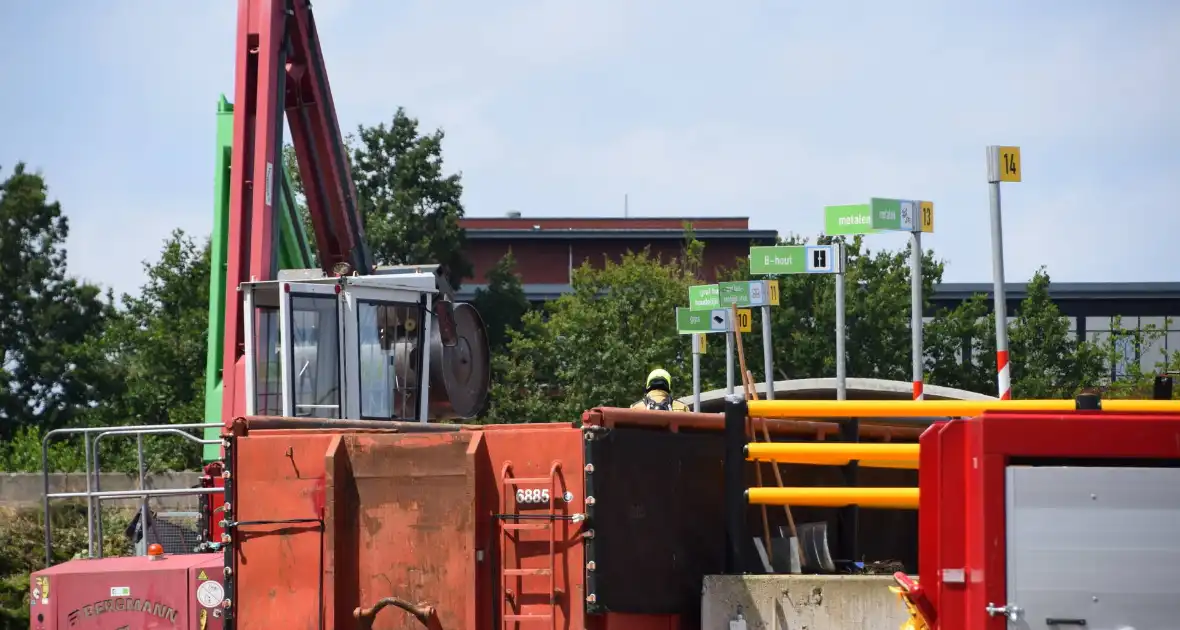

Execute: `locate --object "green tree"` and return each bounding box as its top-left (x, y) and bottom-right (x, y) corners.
top-left (0, 164), bottom-right (114, 441)
top-left (283, 109), bottom-right (471, 287)
top-left (98, 230), bottom-right (211, 471)
top-left (352, 109), bottom-right (471, 287)
top-left (472, 250), bottom-right (531, 352)
top-left (1005, 269), bottom-right (1106, 398)
top-left (22, 230), bottom-right (215, 474)
top-left (925, 269), bottom-right (1108, 399)
top-left (715, 234), bottom-right (949, 387)
top-left (281, 143), bottom-right (316, 256)
top-left (484, 242), bottom-right (704, 423)
top-left (1085, 315), bottom-right (1180, 399)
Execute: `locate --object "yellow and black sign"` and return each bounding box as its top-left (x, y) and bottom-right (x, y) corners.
top-left (767, 280), bottom-right (780, 306)
top-left (998, 146), bottom-right (1021, 182)
top-left (919, 201), bottom-right (934, 234)
top-left (735, 308), bottom-right (752, 334)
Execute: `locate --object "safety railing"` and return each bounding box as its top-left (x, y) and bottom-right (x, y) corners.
top-left (722, 393), bottom-right (1180, 574)
top-left (744, 397), bottom-right (1180, 418)
top-left (40, 422), bottom-right (223, 566)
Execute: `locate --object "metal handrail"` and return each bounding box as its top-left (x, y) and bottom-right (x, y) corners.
top-left (40, 422), bottom-right (222, 566)
top-left (90, 428), bottom-right (220, 558)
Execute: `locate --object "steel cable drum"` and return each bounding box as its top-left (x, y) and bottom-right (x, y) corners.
top-left (428, 301), bottom-right (491, 419)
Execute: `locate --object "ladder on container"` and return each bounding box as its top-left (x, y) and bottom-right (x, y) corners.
top-left (499, 461), bottom-right (564, 630)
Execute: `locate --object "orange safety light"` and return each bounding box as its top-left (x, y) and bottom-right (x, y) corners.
top-left (147, 543), bottom-right (165, 560)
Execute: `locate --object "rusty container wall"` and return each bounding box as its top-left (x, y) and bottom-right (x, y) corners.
top-left (225, 410), bottom-right (919, 630)
top-left (477, 424), bottom-right (589, 630)
top-left (229, 428), bottom-right (483, 630)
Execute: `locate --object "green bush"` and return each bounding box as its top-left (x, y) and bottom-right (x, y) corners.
top-left (0, 505), bottom-right (132, 630)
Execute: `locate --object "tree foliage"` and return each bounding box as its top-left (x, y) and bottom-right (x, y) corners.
top-left (351, 108), bottom-right (472, 287)
top-left (0, 164), bottom-right (113, 442)
top-left (472, 250), bottom-right (530, 352)
top-left (0, 231), bottom-right (211, 473)
top-left (283, 109), bottom-right (473, 287)
top-left (483, 242), bottom-right (705, 424)
top-left (5, 108), bottom-right (1178, 472)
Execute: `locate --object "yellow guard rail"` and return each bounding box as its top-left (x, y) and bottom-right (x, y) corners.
top-left (746, 398), bottom-right (1180, 419)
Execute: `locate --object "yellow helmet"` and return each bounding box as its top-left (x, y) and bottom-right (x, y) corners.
top-left (645, 368), bottom-right (672, 391)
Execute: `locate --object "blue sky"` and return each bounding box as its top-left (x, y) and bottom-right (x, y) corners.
top-left (2, 0), bottom-right (1178, 298)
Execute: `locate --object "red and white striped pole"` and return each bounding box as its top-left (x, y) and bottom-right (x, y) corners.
top-left (986, 145), bottom-right (1016, 400)
top-left (996, 349), bottom-right (1011, 400)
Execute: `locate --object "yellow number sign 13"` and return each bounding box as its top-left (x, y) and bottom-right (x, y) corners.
top-left (919, 201), bottom-right (934, 233)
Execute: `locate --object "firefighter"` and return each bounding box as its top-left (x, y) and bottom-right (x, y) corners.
top-left (631, 368), bottom-right (689, 411)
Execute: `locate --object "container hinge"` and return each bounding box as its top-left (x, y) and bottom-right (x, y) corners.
top-left (985, 602), bottom-right (1022, 621)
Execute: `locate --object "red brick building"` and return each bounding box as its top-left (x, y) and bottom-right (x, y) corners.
top-left (455, 214), bottom-right (778, 301)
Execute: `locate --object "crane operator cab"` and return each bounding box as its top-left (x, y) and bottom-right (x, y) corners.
top-left (239, 264), bottom-right (491, 422)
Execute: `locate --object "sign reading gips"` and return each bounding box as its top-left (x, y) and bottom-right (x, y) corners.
top-left (675, 307), bottom-right (751, 334)
top-left (749, 244), bottom-right (844, 276)
top-left (676, 307), bottom-right (729, 334)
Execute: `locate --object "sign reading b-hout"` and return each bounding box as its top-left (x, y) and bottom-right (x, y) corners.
top-left (749, 242), bottom-right (846, 276)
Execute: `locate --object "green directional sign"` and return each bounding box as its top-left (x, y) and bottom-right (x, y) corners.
top-left (676, 307), bottom-right (730, 334)
top-left (824, 204), bottom-right (878, 236)
top-left (869, 197), bottom-right (917, 232)
top-left (688, 284), bottom-right (720, 310)
top-left (720, 280), bottom-right (769, 307)
top-left (749, 245), bottom-right (843, 275)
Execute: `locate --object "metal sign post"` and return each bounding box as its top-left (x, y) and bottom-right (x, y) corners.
top-left (823, 204), bottom-right (881, 401)
top-left (726, 331), bottom-right (735, 395)
top-left (870, 198), bottom-right (936, 400)
top-left (718, 279), bottom-right (778, 398)
top-left (761, 303), bottom-right (774, 400)
top-left (986, 145), bottom-right (1021, 400)
top-left (676, 306), bottom-right (748, 402)
top-left (749, 243), bottom-right (844, 397)
top-left (689, 282), bottom-right (763, 399)
top-left (834, 267), bottom-right (847, 400)
top-left (692, 333), bottom-right (704, 411)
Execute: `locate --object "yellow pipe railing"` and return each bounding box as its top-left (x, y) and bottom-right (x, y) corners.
top-left (746, 442), bottom-right (918, 462)
top-left (755, 457), bottom-right (917, 470)
top-left (746, 399), bottom-right (1180, 419)
top-left (746, 487), bottom-right (919, 509)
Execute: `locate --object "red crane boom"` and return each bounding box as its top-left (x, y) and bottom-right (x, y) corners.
top-left (220, 0), bottom-right (373, 424)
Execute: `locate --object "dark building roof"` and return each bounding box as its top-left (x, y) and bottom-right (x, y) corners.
top-left (930, 282), bottom-right (1180, 302)
top-left (464, 228), bottom-right (778, 241)
top-left (456, 281), bottom-right (1180, 315)
top-left (460, 216), bottom-right (778, 242)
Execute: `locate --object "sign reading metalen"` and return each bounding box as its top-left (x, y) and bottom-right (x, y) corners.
top-left (68, 597), bottom-right (179, 626)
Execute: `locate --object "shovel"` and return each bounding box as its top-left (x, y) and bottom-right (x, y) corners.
top-left (797, 521), bottom-right (836, 573)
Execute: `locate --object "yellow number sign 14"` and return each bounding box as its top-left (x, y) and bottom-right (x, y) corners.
top-left (998, 146), bottom-right (1021, 182)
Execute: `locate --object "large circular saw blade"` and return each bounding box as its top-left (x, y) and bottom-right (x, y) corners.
top-left (431, 302), bottom-right (491, 418)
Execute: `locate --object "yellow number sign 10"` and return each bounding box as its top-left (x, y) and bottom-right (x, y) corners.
top-left (736, 308), bottom-right (752, 333)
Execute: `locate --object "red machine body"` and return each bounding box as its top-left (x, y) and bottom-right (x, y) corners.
top-left (912, 411), bottom-right (1180, 629)
top-left (29, 554), bottom-right (225, 630)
